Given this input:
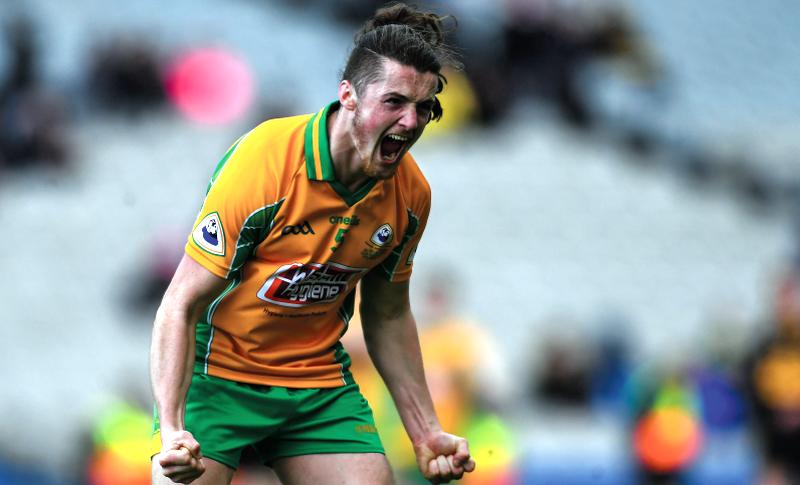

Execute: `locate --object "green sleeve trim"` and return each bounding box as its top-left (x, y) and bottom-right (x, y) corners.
top-left (227, 199), bottom-right (285, 279)
top-left (337, 290), bottom-right (356, 337)
top-left (378, 208), bottom-right (420, 280)
top-left (195, 274), bottom-right (242, 374)
top-left (334, 291), bottom-right (356, 385)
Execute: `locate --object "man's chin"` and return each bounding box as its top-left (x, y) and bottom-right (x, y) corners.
top-left (371, 169), bottom-right (398, 180)
top-left (366, 159), bottom-right (401, 179)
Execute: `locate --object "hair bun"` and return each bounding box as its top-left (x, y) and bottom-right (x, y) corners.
top-left (358, 2), bottom-right (448, 48)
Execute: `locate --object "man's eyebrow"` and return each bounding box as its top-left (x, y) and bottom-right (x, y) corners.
top-left (384, 92), bottom-right (410, 100)
top-left (384, 92), bottom-right (436, 104)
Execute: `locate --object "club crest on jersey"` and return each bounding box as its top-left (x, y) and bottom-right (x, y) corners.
top-left (257, 262), bottom-right (364, 308)
top-left (192, 212), bottom-right (225, 256)
top-left (370, 224), bottom-right (394, 247)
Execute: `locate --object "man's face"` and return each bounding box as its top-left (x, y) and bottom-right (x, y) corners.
top-left (347, 58), bottom-right (439, 180)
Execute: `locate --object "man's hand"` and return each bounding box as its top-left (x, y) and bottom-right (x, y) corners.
top-left (158, 430), bottom-right (206, 484)
top-left (413, 431), bottom-right (476, 484)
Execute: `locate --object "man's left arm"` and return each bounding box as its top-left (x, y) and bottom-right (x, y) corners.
top-left (359, 270), bottom-right (476, 484)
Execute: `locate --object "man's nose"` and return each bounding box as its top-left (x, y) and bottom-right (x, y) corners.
top-left (398, 106), bottom-right (419, 131)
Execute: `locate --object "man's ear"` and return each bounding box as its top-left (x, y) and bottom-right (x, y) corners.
top-left (338, 80), bottom-right (357, 111)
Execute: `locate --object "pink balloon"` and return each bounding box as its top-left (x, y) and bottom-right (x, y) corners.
top-left (166, 48), bottom-right (255, 124)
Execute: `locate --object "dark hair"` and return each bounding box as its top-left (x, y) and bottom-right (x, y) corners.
top-left (341, 2), bottom-right (460, 122)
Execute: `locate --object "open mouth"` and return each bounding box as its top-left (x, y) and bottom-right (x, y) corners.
top-left (380, 133), bottom-right (410, 161)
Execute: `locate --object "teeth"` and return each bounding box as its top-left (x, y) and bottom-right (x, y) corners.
top-left (386, 134), bottom-right (409, 142)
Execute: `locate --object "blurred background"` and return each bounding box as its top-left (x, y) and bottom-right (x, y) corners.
top-left (2, 0), bottom-right (800, 483)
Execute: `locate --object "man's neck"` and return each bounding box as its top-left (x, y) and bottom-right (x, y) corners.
top-left (327, 106), bottom-right (370, 192)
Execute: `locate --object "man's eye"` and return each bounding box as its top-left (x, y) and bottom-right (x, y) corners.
top-left (385, 98), bottom-right (401, 105)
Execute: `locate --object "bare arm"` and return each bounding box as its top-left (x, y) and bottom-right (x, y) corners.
top-left (359, 271), bottom-right (475, 483)
top-left (150, 254), bottom-right (228, 483)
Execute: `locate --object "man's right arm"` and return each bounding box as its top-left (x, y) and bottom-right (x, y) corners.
top-left (150, 253), bottom-right (228, 483)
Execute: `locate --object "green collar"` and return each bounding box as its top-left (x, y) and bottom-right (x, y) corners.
top-left (304, 101), bottom-right (377, 206)
top-left (304, 101), bottom-right (337, 182)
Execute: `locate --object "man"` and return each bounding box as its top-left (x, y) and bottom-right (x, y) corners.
top-left (150, 3), bottom-right (475, 484)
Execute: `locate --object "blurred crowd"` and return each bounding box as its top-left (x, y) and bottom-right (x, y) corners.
top-left (0, 16), bottom-right (167, 173)
top-left (2, 0), bottom-right (799, 484)
top-left (2, 0), bottom-right (796, 216)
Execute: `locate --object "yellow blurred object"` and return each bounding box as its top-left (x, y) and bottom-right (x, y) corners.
top-left (424, 68), bottom-right (478, 137)
top-left (754, 345), bottom-right (800, 409)
top-left (88, 449), bottom-right (150, 485)
top-left (88, 400), bottom-right (153, 485)
top-left (419, 317), bottom-right (493, 432)
top-left (93, 400), bottom-right (153, 464)
top-left (463, 413), bottom-right (518, 485)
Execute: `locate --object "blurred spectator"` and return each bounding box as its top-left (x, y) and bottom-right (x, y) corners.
top-left (70, 377), bottom-right (154, 485)
top-left (410, 270), bottom-right (517, 485)
top-left (84, 399), bottom-right (152, 485)
top-left (123, 227), bottom-right (184, 316)
top-left (629, 368), bottom-right (704, 484)
top-left (694, 310), bottom-right (750, 435)
top-left (590, 319), bottom-right (636, 417)
top-left (464, 0), bottom-right (661, 127)
top-left (531, 322), bottom-right (593, 408)
top-left (744, 261), bottom-right (800, 484)
top-left (693, 365), bottom-right (747, 435)
top-left (0, 15), bottom-right (70, 171)
top-left (87, 35), bottom-right (166, 116)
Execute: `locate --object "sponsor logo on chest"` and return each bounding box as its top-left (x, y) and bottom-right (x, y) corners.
top-left (256, 262), bottom-right (364, 308)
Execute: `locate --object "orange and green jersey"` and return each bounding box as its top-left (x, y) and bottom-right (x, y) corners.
top-left (185, 101), bottom-right (430, 388)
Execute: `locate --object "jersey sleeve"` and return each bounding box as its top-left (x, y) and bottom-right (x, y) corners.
top-left (376, 181), bottom-right (431, 283)
top-left (185, 128), bottom-right (283, 279)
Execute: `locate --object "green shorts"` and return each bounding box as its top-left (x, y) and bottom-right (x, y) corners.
top-left (152, 373), bottom-right (385, 469)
